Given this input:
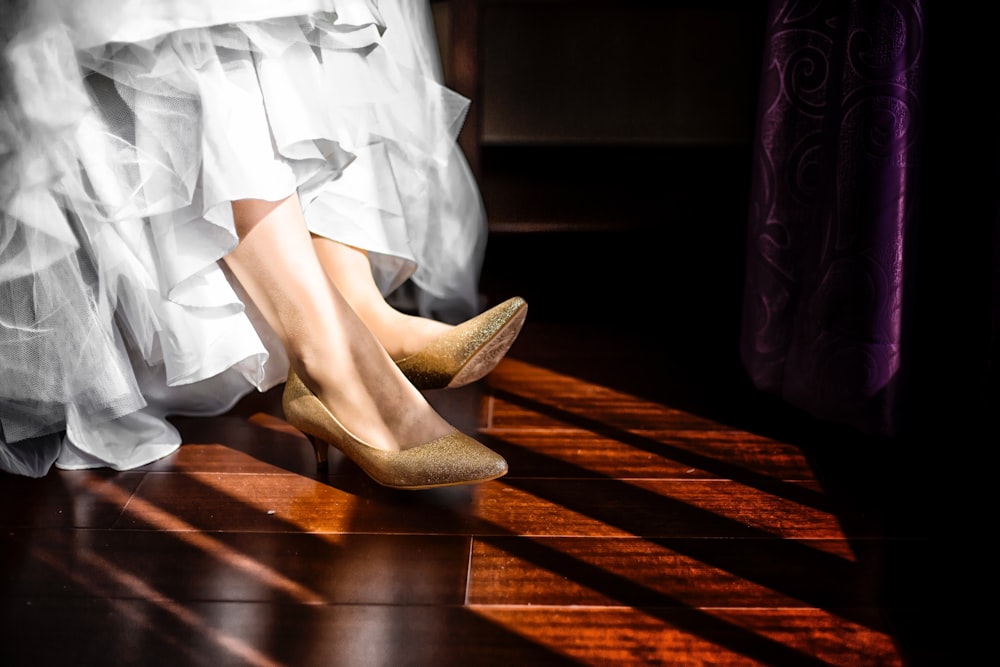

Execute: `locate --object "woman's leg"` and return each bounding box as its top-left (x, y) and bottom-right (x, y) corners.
top-left (313, 235), bottom-right (528, 391)
top-left (311, 236), bottom-right (453, 361)
top-left (223, 193), bottom-right (453, 452)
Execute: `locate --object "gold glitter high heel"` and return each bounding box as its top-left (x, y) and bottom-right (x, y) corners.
top-left (395, 296), bottom-right (528, 390)
top-left (281, 370), bottom-right (508, 489)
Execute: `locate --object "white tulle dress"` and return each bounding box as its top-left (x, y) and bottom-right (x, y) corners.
top-left (0, 0), bottom-right (487, 476)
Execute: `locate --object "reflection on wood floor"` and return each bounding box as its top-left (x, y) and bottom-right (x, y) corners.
top-left (0, 312), bottom-right (954, 665)
top-left (0, 144), bottom-right (960, 665)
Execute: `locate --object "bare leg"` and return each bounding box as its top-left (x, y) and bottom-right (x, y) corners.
top-left (223, 194), bottom-right (454, 451)
top-left (311, 236), bottom-right (454, 361)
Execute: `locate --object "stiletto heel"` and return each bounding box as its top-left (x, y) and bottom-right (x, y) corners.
top-left (306, 434), bottom-right (329, 471)
top-left (282, 370), bottom-right (508, 489)
top-left (395, 296), bottom-right (528, 390)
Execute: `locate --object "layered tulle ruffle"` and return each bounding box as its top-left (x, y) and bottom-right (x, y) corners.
top-left (0, 0), bottom-right (486, 476)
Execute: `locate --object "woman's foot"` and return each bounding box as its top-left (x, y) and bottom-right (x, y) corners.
top-left (225, 195), bottom-right (456, 453)
top-left (282, 368), bottom-right (507, 488)
top-left (394, 296), bottom-right (528, 389)
top-left (311, 236), bottom-right (455, 360)
top-left (311, 237), bottom-right (527, 388)
top-left (357, 305), bottom-right (456, 363)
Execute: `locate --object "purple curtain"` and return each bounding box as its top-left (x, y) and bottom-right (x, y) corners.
top-left (740, 0), bottom-right (998, 437)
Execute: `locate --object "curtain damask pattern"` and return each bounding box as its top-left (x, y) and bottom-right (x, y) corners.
top-left (740, 0), bottom-right (925, 436)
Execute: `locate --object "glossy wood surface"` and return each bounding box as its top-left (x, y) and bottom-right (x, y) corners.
top-left (0, 130), bottom-right (964, 665)
top-left (0, 311), bottom-right (957, 666)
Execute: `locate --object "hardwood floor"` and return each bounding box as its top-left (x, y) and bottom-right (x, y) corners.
top-left (0, 147), bottom-right (961, 665)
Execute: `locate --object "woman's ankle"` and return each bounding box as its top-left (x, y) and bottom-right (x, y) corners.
top-left (357, 306), bottom-right (453, 361)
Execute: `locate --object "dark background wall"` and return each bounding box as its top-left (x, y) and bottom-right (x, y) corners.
top-left (436, 3), bottom-right (767, 316)
top-left (431, 1), bottom-right (771, 421)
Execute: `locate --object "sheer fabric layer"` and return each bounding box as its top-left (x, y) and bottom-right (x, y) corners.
top-left (0, 0), bottom-right (486, 476)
